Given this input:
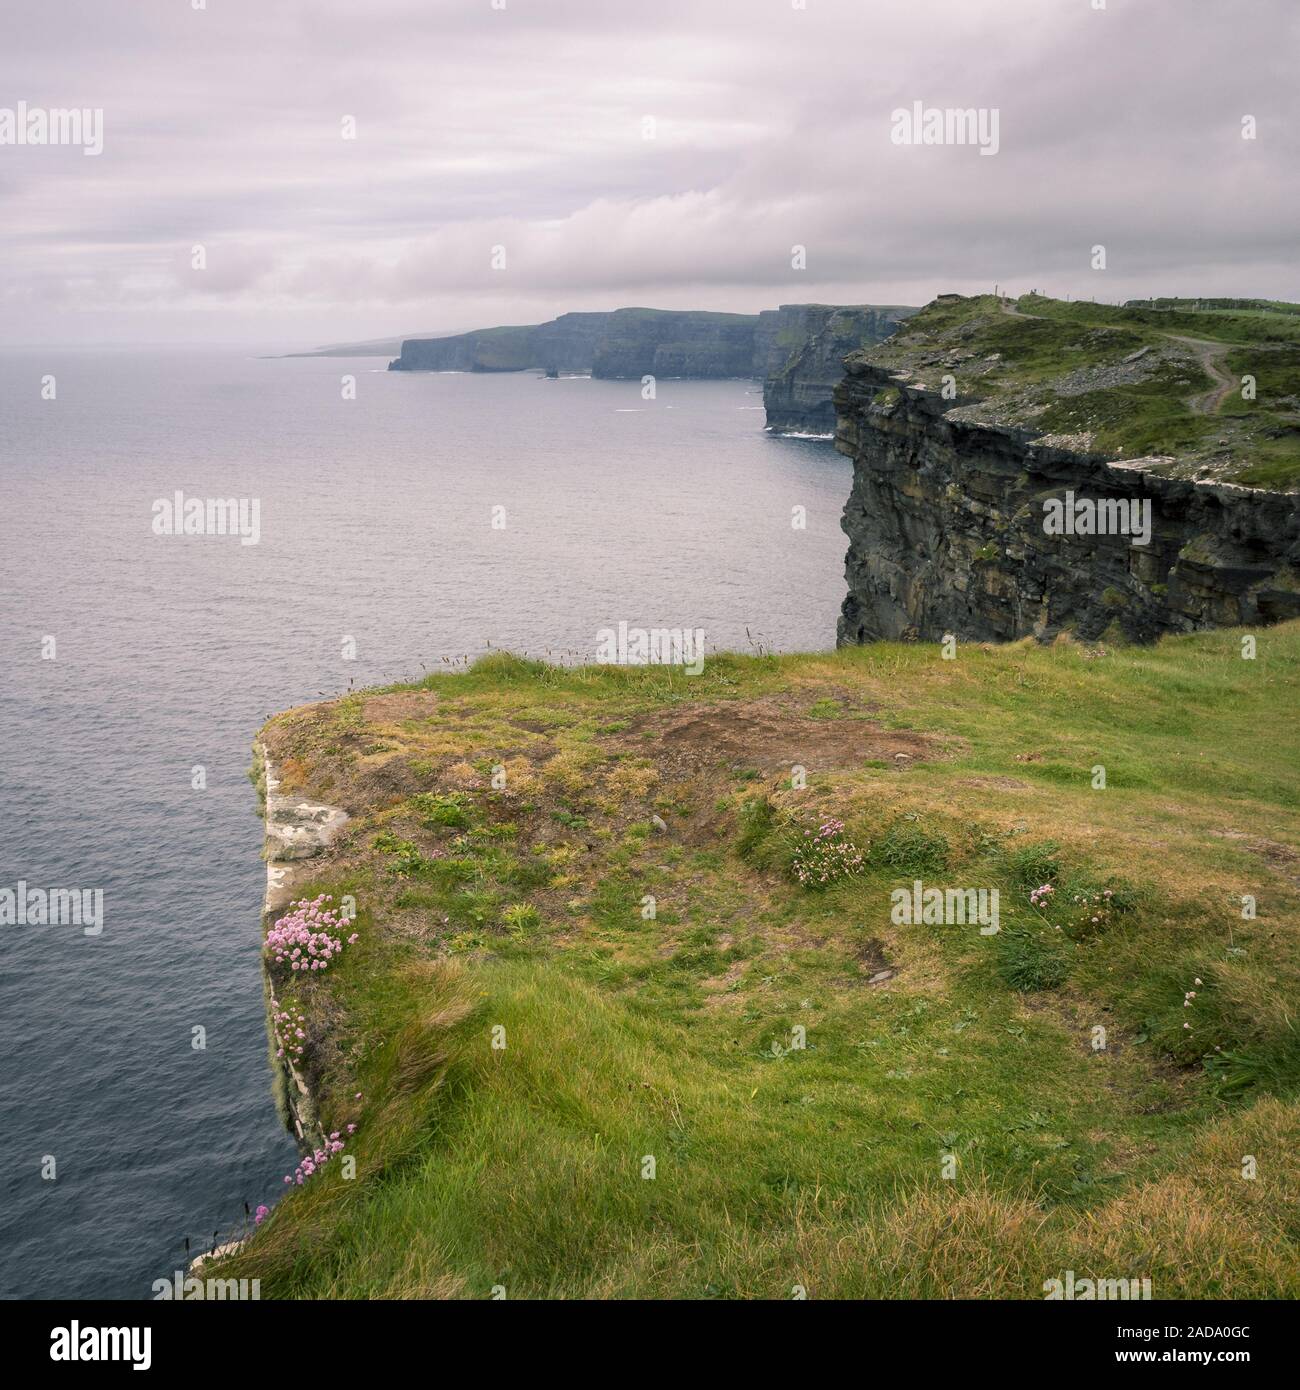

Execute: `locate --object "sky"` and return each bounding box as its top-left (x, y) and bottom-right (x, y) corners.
top-left (2, 0), bottom-right (1297, 348)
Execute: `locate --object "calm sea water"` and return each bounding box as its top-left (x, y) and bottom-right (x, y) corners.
top-left (0, 349), bottom-right (852, 1299)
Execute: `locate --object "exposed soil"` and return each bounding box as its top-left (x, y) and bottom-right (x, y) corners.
top-left (1166, 335), bottom-right (1236, 415)
top-left (1211, 828), bottom-right (1300, 887)
top-left (614, 697), bottom-right (942, 780)
top-left (360, 690), bottom-right (442, 724)
top-left (857, 936), bottom-right (897, 985)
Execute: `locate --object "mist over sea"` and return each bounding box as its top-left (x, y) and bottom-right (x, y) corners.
top-left (0, 349), bottom-right (852, 1298)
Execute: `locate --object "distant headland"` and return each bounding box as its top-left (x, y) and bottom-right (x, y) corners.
top-left (382, 303), bottom-right (917, 434)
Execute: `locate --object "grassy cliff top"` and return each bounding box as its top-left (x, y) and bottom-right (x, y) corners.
top-left (224, 626), bottom-right (1300, 1298)
top-left (852, 293), bottom-right (1300, 490)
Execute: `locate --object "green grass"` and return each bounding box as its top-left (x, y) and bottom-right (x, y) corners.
top-left (859, 293), bottom-right (1300, 487)
top-left (222, 624), bottom-right (1300, 1298)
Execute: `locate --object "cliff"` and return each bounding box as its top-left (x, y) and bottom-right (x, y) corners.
top-left (251, 744), bottom-right (349, 1148)
top-left (388, 307), bottom-right (760, 378)
top-left (387, 303), bottom-right (915, 398)
top-left (834, 294), bottom-right (1300, 646)
top-left (760, 304), bottom-right (917, 434)
top-left (532, 311), bottom-right (617, 372)
top-left (588, 308), bottom-right (757, 379)
top-left (387, 322), bottom-right (545, 372)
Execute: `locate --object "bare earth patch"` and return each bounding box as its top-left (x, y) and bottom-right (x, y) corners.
top-left (615, 697), bottom-right (941, 778)
top-left (360, 690), bottom-right (443, 725)
top-left (1211, 828), bottom-right (1300, 887)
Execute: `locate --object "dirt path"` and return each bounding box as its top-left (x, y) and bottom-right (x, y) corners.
top-left (995, 300), bottom-right (1236, 416)
top-left (1165, 334), bottom-right (1236, 414)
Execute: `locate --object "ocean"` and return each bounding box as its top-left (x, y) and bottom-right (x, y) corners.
top-left (0, 348), bottom-right (852, 1298)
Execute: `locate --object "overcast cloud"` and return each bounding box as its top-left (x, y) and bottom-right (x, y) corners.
top-left (2, 0), bottom-right (1296, 347)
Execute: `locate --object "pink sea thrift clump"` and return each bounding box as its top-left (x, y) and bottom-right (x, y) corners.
top-left (1030, 883), bottom-right (1116, 936)
top-left (791, 819), bottom-right (866, 889)
top-left (269, 995), bottom-right (307, 1062)
top-left (1068, 888), bottom-right (1114, 934)
top-left (264, 895), bottom-right (359, 974)
top-left (283, 1129), bottom-right (351, 1187)
top-left (1183, 976), bottom-right (1204, 1034)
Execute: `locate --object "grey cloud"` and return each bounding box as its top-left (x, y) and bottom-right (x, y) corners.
top-left (1, 0), bottom-right (1295, 345)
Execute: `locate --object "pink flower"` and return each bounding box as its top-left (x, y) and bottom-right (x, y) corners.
top-left (263, 900), bottom-right (358, 974)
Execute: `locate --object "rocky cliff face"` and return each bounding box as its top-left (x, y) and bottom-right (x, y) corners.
top-left (389, 309), bottom-right (761, 378)
top-left (533, 312), bottom-right (617, 372)
top-left (589, 309), bottom-right (758, 379)
top-left (387, 304), bottom-right (916, 390)
top-left (387, 313), bottom-right (614, 372)
top-left (835, 360), bottom-right (1300, 645)
top-left (387, 323), bottom-right (540, 372)
top-left (255, 745), bottom-right (349, 1146)
top-left (761, 304), bottom-right (916, 433)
